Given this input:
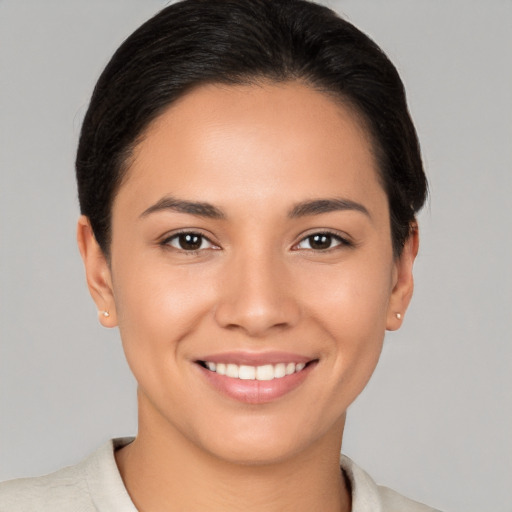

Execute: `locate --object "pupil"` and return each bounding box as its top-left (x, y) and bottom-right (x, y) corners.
top-left (310, 234), bottom-right (331, 250)
top-left (179, 233), bottom-right (202, 250)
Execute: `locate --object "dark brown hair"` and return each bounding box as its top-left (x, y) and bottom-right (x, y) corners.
top-left (76, 0), bottom-right (427, 257)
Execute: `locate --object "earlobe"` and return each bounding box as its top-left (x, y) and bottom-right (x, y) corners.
top-left (77, 215), bottom-right (118, 327)
top-left (386, 223), bottom-right (419, 331)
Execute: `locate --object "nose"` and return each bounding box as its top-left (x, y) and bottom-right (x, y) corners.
top-left (214, 250), bottom-right (301, 337)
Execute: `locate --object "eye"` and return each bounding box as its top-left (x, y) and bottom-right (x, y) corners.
top-left (162, 232), bottom-right (217, 252)
top-left (295, 232), bottom-right (349, 251)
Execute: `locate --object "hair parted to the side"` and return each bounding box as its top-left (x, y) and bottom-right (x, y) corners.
top-left (76, 0), bottom-right (427, 257)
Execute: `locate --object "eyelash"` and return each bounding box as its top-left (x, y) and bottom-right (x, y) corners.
top-left (160, 230), bottom-right (219, 255)
top-left (293, 230), bottom-right (353, 252)
top-left (159, 229), bottom-right (353, 254)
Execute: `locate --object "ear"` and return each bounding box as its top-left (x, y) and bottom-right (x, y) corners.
top-left (77, 215), bottom-right (117, 328)
top-left (386, 223), bottom-right (419, 331)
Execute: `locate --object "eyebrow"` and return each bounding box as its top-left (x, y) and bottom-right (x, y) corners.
top-left (140, 195), bottom-right (370, 220)
top-left (288, 198), bottom-right (371, 219)
top-left (140, 196), bottom-right (226, 219)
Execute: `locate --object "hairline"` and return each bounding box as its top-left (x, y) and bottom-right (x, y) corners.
top-left (101, 76), bottom-right (402, 260)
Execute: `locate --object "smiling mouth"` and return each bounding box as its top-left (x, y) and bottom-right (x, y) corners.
top-left (197, 360), bottom-right (316, 381)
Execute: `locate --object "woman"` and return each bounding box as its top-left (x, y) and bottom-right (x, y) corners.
top-left (1, 0), bottom-right (439, 510)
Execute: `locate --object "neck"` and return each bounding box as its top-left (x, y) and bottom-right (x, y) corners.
top-left (116, 392), bottom-right (351, 512)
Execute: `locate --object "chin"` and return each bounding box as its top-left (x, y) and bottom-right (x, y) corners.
top-left (201, 434), bottom-right (308, 467)
top-left (189, 410), bottom-right (342, 467)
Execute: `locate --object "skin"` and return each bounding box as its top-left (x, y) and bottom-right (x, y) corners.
top-left (77, 81), bottom-right (418, 512)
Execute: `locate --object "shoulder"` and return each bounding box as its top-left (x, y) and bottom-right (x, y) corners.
top-left (340, 454), bottom-right (442, 512)
top-left (0, 463), bottom-right (91, 511)
top-left (0, 437), bottom-right (136, 512)
top-left (377, 485), bottom-right (441, 512)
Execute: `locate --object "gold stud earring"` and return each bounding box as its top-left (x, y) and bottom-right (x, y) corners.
top-left (396, 313), bottom-right (402, 320)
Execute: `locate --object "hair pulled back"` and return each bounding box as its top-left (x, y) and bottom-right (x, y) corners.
top-left (76, 0), bottom-right (427, 257)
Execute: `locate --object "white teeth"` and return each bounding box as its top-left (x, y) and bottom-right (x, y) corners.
top-left (203, 361), bottom-right (308, 380)
top-left (274, 363), bottom-right (286, 378)
top-left (256, 364), bottom-right (274, 381)
top-left (226, 364), bottom-right (239, 378)
top-left (238, 365), bottom-right (256, 380)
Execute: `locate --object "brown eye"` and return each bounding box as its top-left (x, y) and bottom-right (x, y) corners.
top-left (178, 233), bottom-right (202, 250)
top-left (296, 232), bottom-right (348, 251)
top-left (309, 234), bottom-right (333, 250)
top-left (164, 232), bottom-right (215, 251)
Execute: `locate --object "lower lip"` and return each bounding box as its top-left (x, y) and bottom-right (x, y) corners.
top-left (197, 362), bottom-right (316, 404)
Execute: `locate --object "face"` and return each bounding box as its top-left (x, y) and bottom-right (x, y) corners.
top-left (79, 82), bottom-right (416, 465)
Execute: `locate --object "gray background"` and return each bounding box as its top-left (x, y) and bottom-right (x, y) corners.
top-left (1, 1), bottom-right (511, 511)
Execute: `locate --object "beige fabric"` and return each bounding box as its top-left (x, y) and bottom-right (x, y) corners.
top-left (0, 438), bottom-right (441, 511)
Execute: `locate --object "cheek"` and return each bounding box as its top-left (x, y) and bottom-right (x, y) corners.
top-left (298, 252), bottom-right (394, 333)
top-left (110, 252), bottom-right (216, 373)
top-left (296, 253), bottom-right (393, 389)
top-left (109, 259), bottom-right (220, 424)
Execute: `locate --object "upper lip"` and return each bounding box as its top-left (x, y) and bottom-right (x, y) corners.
top-left (196, 351), bottom-right (315, 366)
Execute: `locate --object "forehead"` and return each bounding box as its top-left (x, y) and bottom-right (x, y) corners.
top-left (117, 81), bottom-right (385, 216)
